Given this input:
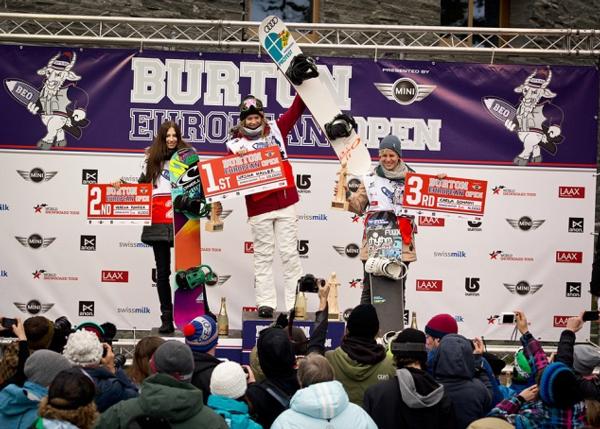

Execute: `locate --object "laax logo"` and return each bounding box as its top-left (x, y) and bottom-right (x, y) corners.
top-left (559, 186), bottom-right (585, 199)
top-left (467, 220), bottom-right (482, 231)
top-left (295, 174), bottom-right (311, 192)
top-left (556, 251), bottom-right (583, 263)
top-left (297, 240), bottom-right (309, 257)
top-left (416, 279), bottom-right (443, 292)
top-left (418, 216), bottom-right (445, 227)
top-left (78, 301), bottom-right (95, 316)
top-left (17, 168), bottom-right (57, 183)
top-left (465, 277), bottom-right (480, 296)
top-left (566, 282), bottom-right (582, 298)
top-left (80, 235), bottom-right (96, 251)
top-left (568, 217), bottom-right (584, 233)
top-left (506, 216), bottom-right (545, 231)
top-left (244, 241), bottom-right (254, 254)
top-left (14, 300), bottom-right (54, 315)
top-left (374, 78), bottom-right (436, 106)
top-left (15, 234), bottom-right (56, 249)
top-left (101, 270), bottom-right (129, 282)
top-left (332, 243), bottom-right (360, 258)
top-left (503, 281), bottom-right (543, 296)
top-left (82, 169), bottom-right (98, 184)
top-left (553, 315), bottom-right (575, 328)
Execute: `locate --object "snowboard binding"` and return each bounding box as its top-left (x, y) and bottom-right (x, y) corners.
top-left (325, 113), bottom-right (357, 140)
top-left (173, 194), bottom-right (211, 217)
top-left (285, 54), bottom-right (319, 85)
top-left (175, 264), bottom-right (218, 290)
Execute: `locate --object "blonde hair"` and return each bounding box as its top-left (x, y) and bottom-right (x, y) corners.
top-left (297, 353), bottom-right (334, 387)
top-left (38, 397), bottom-right (99, 429)
top-left (586, 399), bottom-right (600, 428)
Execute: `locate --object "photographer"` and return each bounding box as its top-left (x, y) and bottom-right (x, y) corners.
top-left (0, 317), bottom-right (28, 390)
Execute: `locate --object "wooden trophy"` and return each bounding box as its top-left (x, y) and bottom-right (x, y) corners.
top-left (331, 162), bottom-right (349, 211)
top-left (205, 202), bottom-right (224, 232)
top-left (327, 272), bottom-right (341, 320)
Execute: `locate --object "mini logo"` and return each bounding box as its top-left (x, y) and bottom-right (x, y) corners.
top-left (295, 174), bottom-right (311, 192)
top-left (559, 186), bottom-right (585, 199)
top-left (467, 220), bottom-right (482, 231)
top-left (566, 282), bottom-right (582, 298)
top-left (333, 243), bottom-right (360, 258)
top-left (14, 300), bottom-right (54, 315)
top-left (348, 178), bottom-right (361, 193)
top-left (433, 250), bottom-right (467, 258)
top-left (79, 301), bottom-right (95, 316)
top-left (17, 168), bottom-right (57, 183)
top-left (556, 251), bottom-right (583, 263)
top-left (219, 209), bottom-right (233, 221)
top-left (297, 240), bottom-right (309, 257)
top-left (553, 315), bottom-right (575, 328)
top-left (506, 216), bottom-right (545, 231)
top-left (80, 235), bottom-right (96, 251)
top-left (82, 169), bottom-right (98, 184)
top-left (15, 234), bottom-right (56, 249)
top-left (101, 270), bottom-right (129, 282)
top-left (0, 203), bottom-right (9, 211)
top-left (374, 78), bottom-right (436, 105)
top-left (418, 216), bottom-right (445, 227)
top-left (465, 277), bottom-right (480, 296)
top-left (503, 281), bottom-right (543, 296)
top-left (416, 279), bottom-right (443, 292)
top-left (244, 241), bottom-right (254, 254)
top-left (568, 217), bottom-right (584, 233)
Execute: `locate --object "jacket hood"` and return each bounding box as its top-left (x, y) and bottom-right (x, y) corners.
top-left (0, 381), bottom-right (47, 416)
top-left (257, 328), bottom-right (296, 378)
top-left (289, 380), bottom-right (349, 420)
top-left (396, 367), bottom-right (445, 408)
top-left (431, 334), bottom-right (476, 380)
top-left (138, 373), bottom-right (204, 421)
top-left (36, 418), bottom-right (80, 429)
top-left (207, 394), bottom-right (250, 414)
top-left (328, 348), bottom-right (386, 381)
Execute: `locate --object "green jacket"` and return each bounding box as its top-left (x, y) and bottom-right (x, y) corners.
top-left (325, 348), bottom-right (396, 407)
top-left (95, 373), bottom-right (227, 429)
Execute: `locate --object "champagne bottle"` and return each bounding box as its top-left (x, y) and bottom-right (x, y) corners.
top-left (410, 311), bottom-right (418, 330)
top-left (295, 292), bottom-right (307, 320)
top-left (217, 297), bottom-right (229, 336)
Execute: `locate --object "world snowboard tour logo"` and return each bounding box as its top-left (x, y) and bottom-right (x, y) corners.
top-left (491, 185), bottom-right (536, 197)
top-left (15, 234), bottom-right (56, 249)
top-left (374, 77), bottom-right (436, 106)
top-left (33, 202), bottom-right (80, 216)
top-left (348, 278), bottom-right (363, 289)
top-left (17, 168), bottom-right (57, 183)
top-left (32, 269), bottom-right (78, 281)
top-left (489, 250), bottom-right (533, 262)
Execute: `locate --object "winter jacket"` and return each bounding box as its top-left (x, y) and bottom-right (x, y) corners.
top-left (190, 351), bottom-right (222, 404)
top-left (96, 373), bottom-right (227, 429)
top-left (431, 334), bottom-right (492, 429)
top-left (364, 367), bottom-right (457, 429)
top-left (29, 417), bottom-right (79, 429)
top-left (246, 374), bottom-right (299, 429)
top-left (207, 394), bottom-right (262, 429)
top-left (325, 342), bottom-right (396, 406)
top-left (0, 381), bottom-right (47, 429)
top-left (272, 380), bottom-right (377, 429)
top-left (83, 366), bottom-right (138, 412)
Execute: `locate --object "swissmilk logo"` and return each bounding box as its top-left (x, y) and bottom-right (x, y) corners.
top-left (416, 279), bottom-right (443, 292)
top-left (556, 251), bottom-right (583, 263)
top-left (101, 270), bottom-right (129, 282)
top-left (418, 216), bottom-right (445, 227)
top-left (433, 250), bottom-right (466, 258)
top-left (558, 186), bottom-right (585, 198)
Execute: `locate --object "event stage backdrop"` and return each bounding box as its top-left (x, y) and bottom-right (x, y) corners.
top-left (0, 45), bottom-right (597, 340)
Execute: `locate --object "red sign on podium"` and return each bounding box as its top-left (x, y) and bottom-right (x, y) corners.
top-left (87, 183), bottom-right (152, 225)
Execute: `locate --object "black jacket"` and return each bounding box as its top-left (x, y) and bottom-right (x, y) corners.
top-left (556, 329), bottom-right (600, 400)
top-left (190, 351), bottom-right (221, 404)
top-left (364, 367), bottom-right (456, 429)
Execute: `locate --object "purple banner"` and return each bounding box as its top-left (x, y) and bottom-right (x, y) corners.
top-left (0, 45), bottom-right (597, 167)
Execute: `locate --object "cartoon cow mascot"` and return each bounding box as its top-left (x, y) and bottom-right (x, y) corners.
top-left (27, 51), bottom-right (89, 149)
top-left (505, 68), bottom-right (564, 165)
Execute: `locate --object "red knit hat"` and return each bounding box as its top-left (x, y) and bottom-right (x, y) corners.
top-left (425, 314), bottom-right (458, 339)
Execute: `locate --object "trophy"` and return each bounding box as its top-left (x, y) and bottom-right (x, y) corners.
top-left (331, 162), bottom-right (349, 211)
top-left (327, 272), bottom-right (340, 320)
top-left (205, 202), bottom-right (224, 232)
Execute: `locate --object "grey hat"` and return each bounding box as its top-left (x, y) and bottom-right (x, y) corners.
top-left (151, 340), bottom-right (194, 382)
top-left (25, 349), bottom-right (73, 387)
top-left (573, 344), bottom-right (600, 375)
top-left (379, 134), bottom-right (402, 157)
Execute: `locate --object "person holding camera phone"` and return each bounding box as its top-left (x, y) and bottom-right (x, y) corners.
top-left (0, 317), bottom-right (28, 390)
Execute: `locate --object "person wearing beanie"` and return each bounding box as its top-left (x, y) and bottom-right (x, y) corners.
top-left (184, 315), bottom-right (223, 404)
top-left (207, 361), bottom-right (262, 429)
top-left (272, 353), bottom-right (377, 429)
top-left (97, 340), bottom-right (228, 429)
top-left (226, 90), bottom-right (309, 318)
top-left (24, 316), bottom-right (55, 352)
top-left (488, 311), bottom-right (586, 428)
top-left (0, 350), bottom-right (72, 429)
top-left (63, 329), bottom-right (138, 412)
top-left (324, 304), bottom-right (396, 406)
top-left (364, 328), bottom-right (456, 429)
top-left (425, 313), bottom-right (459, 350)
top-left (574, 344), bottom-right (600, 376)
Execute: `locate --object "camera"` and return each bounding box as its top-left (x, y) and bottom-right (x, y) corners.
top-left (297, 274), bottom-right (325, 293)
top-left (113, 353), bottom-right (127, 369)
top-left (498, 312), bottom-right (516, 324)
top-left (1, 318), bottom-right (17, 329)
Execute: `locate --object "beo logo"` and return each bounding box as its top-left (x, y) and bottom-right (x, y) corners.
top-left (295, 174), bottom-right (311, 191)
top-left (465, 277), bottom-right (480, 296)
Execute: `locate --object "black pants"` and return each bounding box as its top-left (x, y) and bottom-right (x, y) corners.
top-left (152, 242), bottom-right (173, 314)
top-left (360, 260), bottom-right (408, 308)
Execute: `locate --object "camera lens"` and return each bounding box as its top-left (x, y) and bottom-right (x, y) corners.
top-left (114, 353), bottom-right (126, 368)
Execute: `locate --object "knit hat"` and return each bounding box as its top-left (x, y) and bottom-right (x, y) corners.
top-left (512, 348), bottom-right (532, 383)
top-left (425, 314), bottom-right (458, 339)
top-left (150, 340), bottom-right (194, 382)
top-left (210, 361), bottom-right (247, 399)
top-left (573, 344), bottom-right (600, 376)
top-left (346, 304), bottom-right (379, 339)
top-left (538, 362), bottom-right (582, 408)
top-left (257, 327), bottom-right (295, 378)
top-left (379, 134), bottom-right (402, 157)
top-left (47, 367), bottom-right (96, 410)
top-left (467, 417), bottom-right (515, 429)
top-left (24, 316), bottom-right (55, 351)
top-left (239, 95), bottom-right (264, 121)
top-left (390, 328), bottom-right (427, 362)
top-left (183, 315), bottom-right (218, 353)
top-left (62, 329), bottom-right (103, 366)
top-left (25, 349), bottom-right (73, 387)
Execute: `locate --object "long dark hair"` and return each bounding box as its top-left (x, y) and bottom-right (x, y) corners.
top-left (145, 121), bottom-right (189, 185)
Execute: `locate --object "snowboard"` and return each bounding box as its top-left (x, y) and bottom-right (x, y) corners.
top-left (365, 211), bottom-right (405, 336)
top-left (169, 148), bottom-right (207, 330)
top-left (259, 16), bottom-right (371, 176)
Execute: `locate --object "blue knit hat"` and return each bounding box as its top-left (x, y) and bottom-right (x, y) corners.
top-left (379, 135), bottom-right (402, 157)
top-left (183, 315), bottom-right (218, 353)
top-left (538, 362), bottom-right (581, 408)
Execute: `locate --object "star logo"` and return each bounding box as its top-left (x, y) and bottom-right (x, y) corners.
top-left (492, 186), bottom-right (505, 195)
top-left (487, 315), bottom-right (497, 325)
top-left (32, 269), bottom-right (46, 279)
top-left (33, 204), bottom-right (47, 213)
top-left (489, 250), bottom-right (502, 259)
top-left (351, 215), bottom-right (361, 223)
top-left (349, 278), bottom-right (363, 288)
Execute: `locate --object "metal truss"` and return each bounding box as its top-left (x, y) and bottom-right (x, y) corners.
top-left (0, 12), bottom-right (598, 57)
